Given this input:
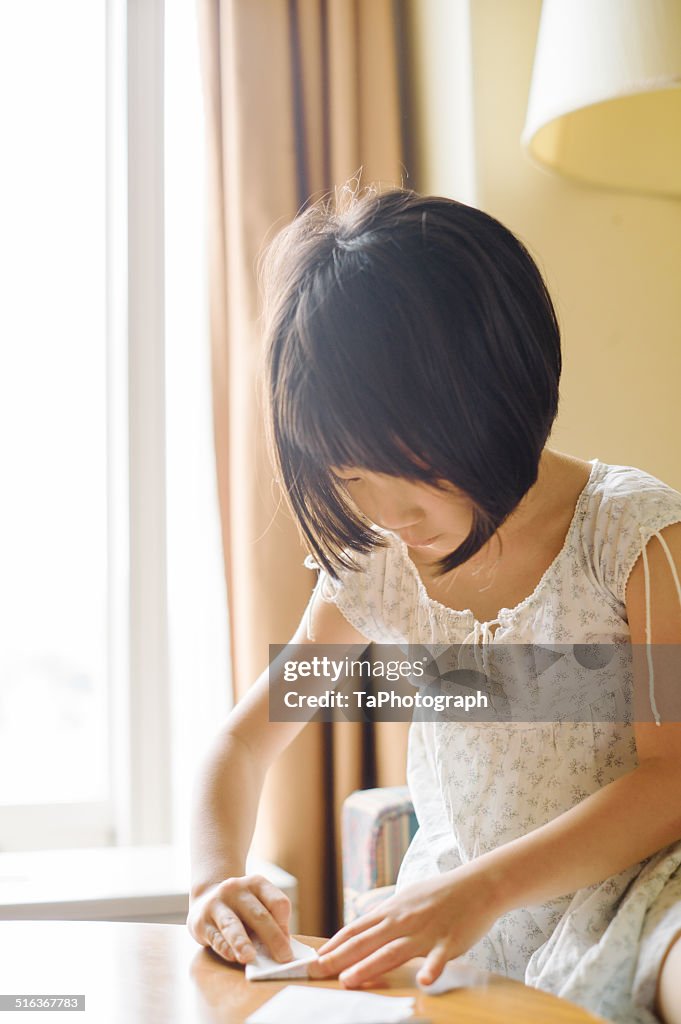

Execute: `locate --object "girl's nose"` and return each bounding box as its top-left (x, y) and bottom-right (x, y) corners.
top-left (372, 507), bottom-right (425, 534)
top-left (355, 480), bottom-right (425, 535)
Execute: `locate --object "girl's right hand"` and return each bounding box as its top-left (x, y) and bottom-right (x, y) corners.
top-left (186, 873), bottom-right (293, 965)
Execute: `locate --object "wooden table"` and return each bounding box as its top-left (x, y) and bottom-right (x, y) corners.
top-left (0, 921), bottom-right (608, 1022)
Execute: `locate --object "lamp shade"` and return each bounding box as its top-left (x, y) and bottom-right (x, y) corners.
top-left (522, 0), bottom-right (681, 196)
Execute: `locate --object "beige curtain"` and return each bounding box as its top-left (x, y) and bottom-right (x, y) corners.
top-left (197, 0), bottom-right (411, 936)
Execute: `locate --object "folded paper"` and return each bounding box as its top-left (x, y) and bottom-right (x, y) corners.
top-left (245, 937), bottom-right (319, 981)
top-left (417, 958), bottom-right (489, 995)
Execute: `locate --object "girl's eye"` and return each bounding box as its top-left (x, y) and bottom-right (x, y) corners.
top-left (331, 472), bottom-right (360, 484)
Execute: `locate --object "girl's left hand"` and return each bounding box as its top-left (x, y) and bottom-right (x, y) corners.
top-left (307, 861), bottom-right (505, 989)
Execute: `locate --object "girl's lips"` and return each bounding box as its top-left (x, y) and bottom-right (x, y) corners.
top-left (407, 534), bottom-right (441, 547)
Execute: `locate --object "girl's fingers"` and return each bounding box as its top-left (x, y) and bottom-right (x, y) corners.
top-left (211, 906), bottom-right (255, 964)
top-left (308, 920), bottom-right (393, 979)
top-left (338, 936), bottom-right (416, 988)
top-left (234, 890), bottom-right (293, 963)
top-left (207, 929), bottom-right (233, 960)
top-left (249, 876), bottom-right (292, 937)
top-left (416, 941), bottom-right (450, 986)
top-left (204, 917), bottom-right (236, 962)
top-left (316, 911), bottom-right (384, 956)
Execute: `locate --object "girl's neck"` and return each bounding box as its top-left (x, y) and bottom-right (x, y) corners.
top-left (497, 447), bottom-right (562, 540)
top-left (419, 447), bottom-right (589, 577)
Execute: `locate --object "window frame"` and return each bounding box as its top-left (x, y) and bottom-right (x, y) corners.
top-left (110, 0), bottom-right (172, 847)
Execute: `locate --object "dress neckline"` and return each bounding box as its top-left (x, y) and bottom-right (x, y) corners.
top-left (391, 457), bottom-right (602, 629)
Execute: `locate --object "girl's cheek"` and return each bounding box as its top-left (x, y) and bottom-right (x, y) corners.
top-left (345, 492), bottom-right (371, 519)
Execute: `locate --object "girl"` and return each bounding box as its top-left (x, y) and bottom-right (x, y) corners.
top-left (187, 184), bottom-right (681, 1024)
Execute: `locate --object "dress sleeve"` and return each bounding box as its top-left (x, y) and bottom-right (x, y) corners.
top-left (594, 468), bottom-right (681, 727)
top-left (594, 467), bottom-right (681, 609)
top-left (302, 537), bottom-right (396, 644)
top-left (610, 481), bottom-right (679, 606)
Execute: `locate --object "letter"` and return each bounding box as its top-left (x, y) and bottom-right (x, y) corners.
top-left (284, 691), bottom-right (300, 707)
top-left (284, 661), bottom-right (297, 684)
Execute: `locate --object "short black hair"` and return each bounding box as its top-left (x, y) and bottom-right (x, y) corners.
top-left (258, 182), bottom-right (562, 583)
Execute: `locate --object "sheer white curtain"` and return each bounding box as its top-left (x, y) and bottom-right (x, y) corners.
top-left (164, 0), bottom-right (230, 854)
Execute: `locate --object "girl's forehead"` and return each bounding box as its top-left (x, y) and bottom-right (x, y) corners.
top-left (329, 464), bottom-right (465, 494)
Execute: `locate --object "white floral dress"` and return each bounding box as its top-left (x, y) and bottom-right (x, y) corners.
top-left (303, 458), bottom-right (681, 1024)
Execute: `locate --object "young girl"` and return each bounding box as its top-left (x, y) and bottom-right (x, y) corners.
top-left (187, 184), bottom-right (681, 1024)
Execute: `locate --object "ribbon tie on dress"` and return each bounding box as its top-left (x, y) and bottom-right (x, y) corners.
top-left (461, 616), bottom-right (504, 677)
top-left (638, 525), bottom-right (681, 727)
top-left (463, 617), bottom-right (502, 646)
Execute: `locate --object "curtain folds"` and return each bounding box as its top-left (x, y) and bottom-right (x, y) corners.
top-left (196, 0), bottom-right (411, 935)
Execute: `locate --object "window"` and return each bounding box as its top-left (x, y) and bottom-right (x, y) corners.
top-left (0, 0), bottom-right (229, 855)
top-left (0, 1), bottom-right (110, 848)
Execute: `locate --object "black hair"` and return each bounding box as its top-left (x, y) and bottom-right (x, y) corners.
top-left (257, 181), bottom-right (562, 583)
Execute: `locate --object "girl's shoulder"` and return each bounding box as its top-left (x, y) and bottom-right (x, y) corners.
top-left (584, 459), bottom-right (681, 608)
top-left (303, 525), bottom-right (407, 644)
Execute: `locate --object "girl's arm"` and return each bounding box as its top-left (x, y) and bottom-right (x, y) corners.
top-left (477, 522), bottom-right (681, 913)
top-left (187, 585), bottom-right (368, 963)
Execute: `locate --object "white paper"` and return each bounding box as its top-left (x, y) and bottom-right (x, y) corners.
top-left (244, 937), bottom-right (319, 981)
top-left (246, 985), bottom-right (415, 1024)
top-left (417, 958), bottom-right (488, 995)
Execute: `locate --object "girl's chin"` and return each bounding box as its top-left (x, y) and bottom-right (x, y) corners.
top-left (425, 535), bottom-right (450, 550)
top-left (417, 539), bottom-right (449, 560)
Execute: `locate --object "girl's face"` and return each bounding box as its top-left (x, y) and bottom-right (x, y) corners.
top-left (330, 467), bottom-right (475, 555)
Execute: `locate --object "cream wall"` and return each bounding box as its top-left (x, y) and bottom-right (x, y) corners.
top-left (401, 0), bottom-right (681, 490)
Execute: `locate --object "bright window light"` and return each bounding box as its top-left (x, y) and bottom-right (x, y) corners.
top-left (164, 0), bottom-right (231, 851)
top-left (0, 2), bottom-right (108, 805)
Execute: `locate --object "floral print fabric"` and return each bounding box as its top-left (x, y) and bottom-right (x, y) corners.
top-left (303, 458), bottom-right (681, 1023)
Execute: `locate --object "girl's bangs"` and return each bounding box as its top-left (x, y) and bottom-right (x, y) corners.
top-left (286, 369), bottom-right (442, 485)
